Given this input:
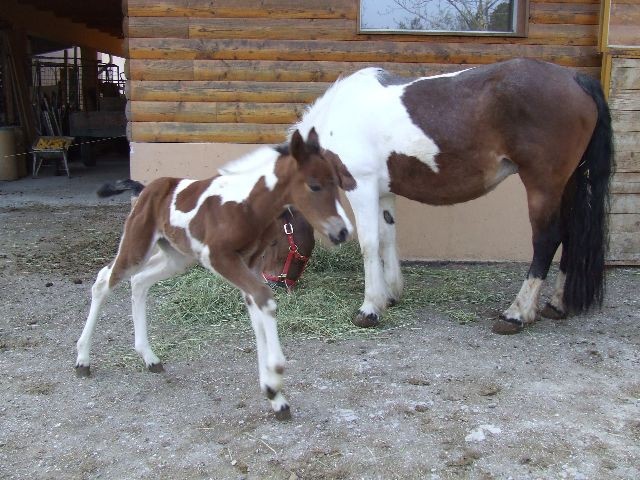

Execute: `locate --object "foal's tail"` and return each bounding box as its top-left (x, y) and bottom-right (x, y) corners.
top-left (97, 179), bottom-right (145, 198)
top-left (563, 74), bottom-right (615, 313)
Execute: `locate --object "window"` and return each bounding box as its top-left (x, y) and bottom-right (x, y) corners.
top-left (359, 0), bottom-right (528, 36)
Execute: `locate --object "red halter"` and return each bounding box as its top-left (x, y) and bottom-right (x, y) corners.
top-left (262, 211), bottom-right (310, 292)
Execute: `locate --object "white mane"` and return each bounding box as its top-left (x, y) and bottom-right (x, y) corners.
top-left (218, 146), bottom-right (280, 176)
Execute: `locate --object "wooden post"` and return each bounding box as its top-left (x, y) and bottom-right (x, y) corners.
top-left (81, 47), bottom-right (98, 111)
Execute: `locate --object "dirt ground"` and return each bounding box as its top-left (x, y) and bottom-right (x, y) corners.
top-left (1, 190), bottom-right (639, 479)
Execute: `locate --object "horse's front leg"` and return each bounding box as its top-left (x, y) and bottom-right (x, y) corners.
top-left (210, 252), bottom-right (290, 419)
top-left (347, 182), bottom-right (390, 327)
top-left (379, 194), bottom-right (403, 306)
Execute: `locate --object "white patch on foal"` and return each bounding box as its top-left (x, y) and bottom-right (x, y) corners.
top-left (169, 148), bottom-right (281, 254)
top-left (503, 278), bottom-right (543, 325)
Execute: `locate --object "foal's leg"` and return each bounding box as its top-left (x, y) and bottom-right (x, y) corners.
top-left (494, 189), bottom-right (563, 334)
top-left (130, 244), bottom-right (193, 371)
top-left (379, 195), bottom-right (404, 305)
top-left (75, 263), bottom-right (120, 375)
top-left (76, 213), bottom-right (157, 375)
top-left (209, 253), bottom-right (290, 419)
top-left (347, 182), bottom-right (390, 327)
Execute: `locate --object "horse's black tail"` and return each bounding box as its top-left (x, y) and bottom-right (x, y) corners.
top-left (563, 73), bottom-right (615, 313)
top-left (97, 179), bottom-right (145, 198)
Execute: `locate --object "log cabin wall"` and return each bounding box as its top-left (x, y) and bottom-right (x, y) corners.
top-left (123, 0), bottom-right (623, 263)
top-left (124, 0), bottom-right (603, 144)
top-left (602, 0), bottom-right (640, 264)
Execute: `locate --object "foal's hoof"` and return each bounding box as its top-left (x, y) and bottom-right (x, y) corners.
top-left (147, 362), bottom-right (164, 373)
top-left (386, 298), bottom-right (398, 308)
top-left (352, 311), bottom-right (380, 328)
top-left (274, 405), bottom-right (292, 421)
top-left (75, 365), bottom-right (91, 377)
top-left (492, 318), bottom-right (524, 335)
top-left (540, 303), bottom-right (567, 320)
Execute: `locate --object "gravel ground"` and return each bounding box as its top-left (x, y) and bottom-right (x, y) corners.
top-left (1, 162), bottom-right (639, 480)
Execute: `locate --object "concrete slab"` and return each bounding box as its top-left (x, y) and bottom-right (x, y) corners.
top-left (0, 155), bottom-right (131, 208)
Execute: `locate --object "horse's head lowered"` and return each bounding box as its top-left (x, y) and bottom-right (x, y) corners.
top-left (283, 128), bottom-right (354, 245)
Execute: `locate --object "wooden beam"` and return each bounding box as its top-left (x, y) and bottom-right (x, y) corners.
top-left (0, 0), bottom-right (124, 56)
top-left (127, 38), bottom-right (601, 67)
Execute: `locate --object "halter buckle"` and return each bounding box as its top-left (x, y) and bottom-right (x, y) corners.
top-left (284, 223), bottom-right (294, 235)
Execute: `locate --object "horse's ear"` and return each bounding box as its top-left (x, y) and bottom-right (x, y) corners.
top-left (306, 127), bottom-right (320, 154)
top-left (324, 149), bottom-right (357, 191)
top-left (290, 129), bottom-right (306, 163)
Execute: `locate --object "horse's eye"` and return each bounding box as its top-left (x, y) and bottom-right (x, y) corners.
top-left (308, 184), bottom-right (322, 192)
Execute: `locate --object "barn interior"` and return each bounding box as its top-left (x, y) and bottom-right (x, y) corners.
top-left (0, 0), bottom-right (125, 180)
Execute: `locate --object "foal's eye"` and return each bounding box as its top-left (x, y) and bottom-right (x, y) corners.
top-left (308, 183), bottom-right (322, 192)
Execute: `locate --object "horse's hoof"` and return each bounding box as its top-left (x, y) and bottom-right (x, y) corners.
top-left (492, 318), bottom-right (524, 335)
top-left (352, 311), bottom-right (379, 328)
top-left (386, 298), bottom-right (398, 308)
top-left (540, 303), bottom-right (567, 320)
top-left (148, 362), bottom-right (164, 373)
top-left (75, 365), bottom-right (91, 377)
top-left (274, 405), bottom-right (292, 421)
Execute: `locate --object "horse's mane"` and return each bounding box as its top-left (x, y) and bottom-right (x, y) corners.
top-left (291, 67), bottom-right (385, 138)
top-left (218, 146), bottom-right (281, 176)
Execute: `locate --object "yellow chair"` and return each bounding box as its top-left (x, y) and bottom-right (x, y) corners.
top-left (31, 136), bottom-right (75, 178)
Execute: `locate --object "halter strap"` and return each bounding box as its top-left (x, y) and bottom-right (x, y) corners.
top-left (262, 210), bottom-right (310, 292)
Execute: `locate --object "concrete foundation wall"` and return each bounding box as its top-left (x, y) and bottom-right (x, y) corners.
top-left (131, 142), bottom-right (533, 262)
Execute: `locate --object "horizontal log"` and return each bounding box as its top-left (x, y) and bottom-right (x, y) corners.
top-left (608, 233), bottom-right (640, 262)
top-left (127, 101), bottom-right (305, 124)
top-left (529, 3), bottom-right (600, 25)
top-left (124, 16), bottom-right (189, 38)
top-left (128, 58), bottom-right (601, 83)
top-left (129, 121), bottom-right (289, 143)
top-left (608, 26), bottom-right (640, 48)
top-left (129, 60), bottom-right (481, 82)
top-left (127, 38), bottom-right (601, 66)
top-left (611, 64), bottom-right (640, 91)
top-left (125, 0), bottom-right (356, 19)
top-left (614, 131), bottom-right (640, 152)
top-left (611, 111), bottom-right (640, 133)
top-left (610, 193), bottom-right (640, 214)
top-left (610, 4), bottom-right (640, 26)
top-left (615, 151), bottom-right (640, 173)
top-left (609, 214), bottom-right (640, 234)
top-left (126, 80), bottom-right (330, 103)
top-left (611, 172), bottom-right (640, 194)
top-left (609, 92), bottom-right (640, 111)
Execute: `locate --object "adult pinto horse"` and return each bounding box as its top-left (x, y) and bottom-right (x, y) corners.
top-left (75, 129), bottom-right (353, 419)
top-left (294, 58), bottom-right (614, 334)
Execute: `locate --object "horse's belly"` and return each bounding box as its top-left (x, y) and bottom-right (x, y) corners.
top-left (387, 153), bottom-right (516, 206)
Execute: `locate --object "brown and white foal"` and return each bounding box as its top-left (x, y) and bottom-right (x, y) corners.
top-left (75, 129), bottom-right (353, 419)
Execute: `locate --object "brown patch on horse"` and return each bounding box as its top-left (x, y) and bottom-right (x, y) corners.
top-left (109, 178), bottom-right (180, 287)
top-left (394, 59), bottom-right (596, 208)
top-left (175, 179), bottom-right (212, 212)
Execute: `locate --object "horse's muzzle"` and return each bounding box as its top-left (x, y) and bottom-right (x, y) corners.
top-left (329, 227), bottom-right (349, 245)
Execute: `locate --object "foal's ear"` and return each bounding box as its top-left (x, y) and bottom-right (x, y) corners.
top-left (324, 149), bottom-right (357, 191)
top-left (306, 127), bottom-right (321, 154)
top-left (290, 129), bottom-right (306, 163)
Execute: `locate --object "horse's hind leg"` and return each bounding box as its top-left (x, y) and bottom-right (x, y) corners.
top-left (75, 264), bottom-right (120, 376)
top-left (75, 215), bottom-right (156, 375)
top-left (130, 243), bottom-right (193, 371)
top-left (379, 195), bottom-right (403, 305)
top-left (494, 188), bottom-right (563, 335)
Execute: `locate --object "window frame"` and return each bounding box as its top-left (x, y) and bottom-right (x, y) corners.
top-left (357, 0), bottom-right (530, 38)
